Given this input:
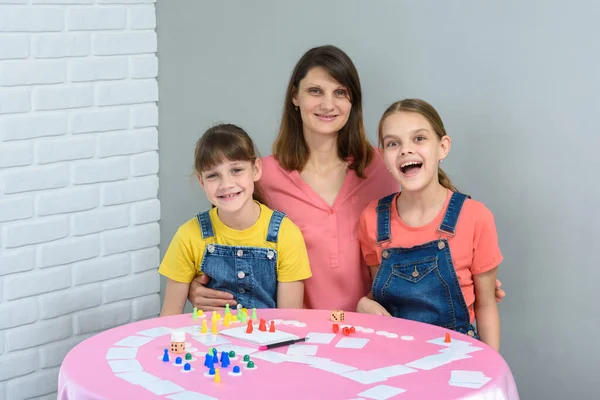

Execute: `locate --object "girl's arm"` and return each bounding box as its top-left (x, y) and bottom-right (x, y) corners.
top-left (356, 266), bottom-right (391, 316)
top-left (276, 281), bottom-right (305, 308)
top-left (474, 267), bottom-right (500, 351)
top-left (160, 279), bottom-right (191, 317)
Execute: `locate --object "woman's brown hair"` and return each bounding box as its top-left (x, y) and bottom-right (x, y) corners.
top-left (272, 45), bottom-right (373, 178)
top-left (378, 99), bottom-right (457, 192)
top-left (194, 123), bottom-right (268, 206)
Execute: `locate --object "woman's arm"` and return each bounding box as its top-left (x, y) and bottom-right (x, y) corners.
top-left (276, 281), bottom-right (305, 308)
top-left (160, 279), bottom-right (191, 317)
top-left (188, 274), bottom-right (237, 311)
top-left (474, 267), bottom-right (500, 351)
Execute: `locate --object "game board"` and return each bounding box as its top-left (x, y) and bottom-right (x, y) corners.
top-left (58, 308), bottom-right (519, 400)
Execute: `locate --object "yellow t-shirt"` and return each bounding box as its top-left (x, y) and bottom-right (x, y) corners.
top-left (158, 202), bottom-right (312, 284)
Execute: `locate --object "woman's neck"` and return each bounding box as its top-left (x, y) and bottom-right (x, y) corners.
top-left (396, 182), bottom-right (448, 227)
top-left (303, 131), bottom-right (345, 172)
top-left (217, 200), bottom-right (261, 231)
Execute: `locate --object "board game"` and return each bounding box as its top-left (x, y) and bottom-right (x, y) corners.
top-left (58, 308), bottom-right (519, 400)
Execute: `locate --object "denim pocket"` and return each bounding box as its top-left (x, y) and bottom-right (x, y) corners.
top-left (391, 256), bottom-right (439, 283)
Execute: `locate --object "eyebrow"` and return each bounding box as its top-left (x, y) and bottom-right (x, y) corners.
top-left (382, 128), bottom-right (430, 140)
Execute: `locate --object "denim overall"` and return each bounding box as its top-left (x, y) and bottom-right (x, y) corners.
top-left (371, 192), bottom-right (479, 339)
top-left (196, 210), bottom-right (285, 309)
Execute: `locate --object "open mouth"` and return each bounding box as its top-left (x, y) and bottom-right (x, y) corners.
top-left (400, 161), bottom-right (423, 176)
top-left (315, 113), bottom-right (338, 121)
top-left (218, 191), bottom-right (242, 200)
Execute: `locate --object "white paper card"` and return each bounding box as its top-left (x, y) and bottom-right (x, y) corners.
top-left (287, 344), bottom-right (318, 356)
top-left (427, 336), bottom-right (473, 348)
top-left (106, 347), bottom-right (138, 360)
top-left (450, 370), bottom-right (486, 384)
top-left (114, 335), bottom-right (154, 348)
top-left (140, 380), bottom-right (185, 396)
top-left (250, 350), bottom-right (291, 363)
top-left (191, 335), bottom-right (230, 346)
top-left (116, 371), bottom-right (161, 385)
top-left (306, 332), bottom-right (336, 344)
top-left (213, 344), bottom-right (257, 356)
top-left (335, 337), bottom-right (369, 349)
top-left (310, 360), bottom-right (358, 374)
top-left (369, 364), bottom-right (418, 379)
top-left (285, 355), bottom-right (331, 365)
top-left (358, 385), bottom-right (407, 400)
top-left (167, 392), bottom-right (218, 400)
top-left (340, 370), bottom-right (388, 385)
top-left (449, 377), bottom-right (492, 389)
top-left (137, 327), bottom-right (173, 337)
top-left (108, 359), bottom-right (143, 373)
top-left (406, 353), bottom-right (472, 370)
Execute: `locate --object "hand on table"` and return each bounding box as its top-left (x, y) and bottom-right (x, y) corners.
top-left (356, 296), bottom-right (391, 316)
top-left (188, 274), bottom-right (237, 311)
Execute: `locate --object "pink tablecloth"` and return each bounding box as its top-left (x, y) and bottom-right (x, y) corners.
top-left (58, 309), bottom-right (519, 400)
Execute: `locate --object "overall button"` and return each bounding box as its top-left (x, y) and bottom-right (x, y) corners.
top-left (237, 271), bottom-right (245, 279)
top-left (382, 250), bottom-right (390, 259)
top-left (438, 241), bottom-right (445, 250)
top-left (207, 244), bottom-right (215, 253)
top-left (236, 249), bottom-right (244, 257)
top-left (239, 288), bottom-right (245, 294)
top-left (266, 250), bottom-right (274, 259)
top-left (467, 330), bottom-right (475, 337)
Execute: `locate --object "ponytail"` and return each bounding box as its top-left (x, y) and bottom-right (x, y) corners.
top-left (438, 167), bottom-right (457, 192)
top-left (252, 181), bottom-right (269, 208)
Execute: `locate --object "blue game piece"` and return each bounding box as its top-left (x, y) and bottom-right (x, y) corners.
top-left (204, 353), bottom-right (213, 368)
top-left (221, 353), bottom-right (230, 368)
top-left (220, 351), bottom-right (226, 362)
top-left (212, 348), bottom-right (217, 355)
top-left (212, 353), bottom-right (218, 364)
top-left (175, 357), bottom-right (182, 365)
top-left (233, 366), bottom-right (240, 373)
top-left (184, 363), bottom-right (191, 371)
top-left (162, 349), bottom-right (169, 362)
top-left (209, 367), bottom-right (215, 375)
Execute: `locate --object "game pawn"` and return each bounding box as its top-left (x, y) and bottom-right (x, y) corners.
top-left (246, 319), bottom-right (253, 334)
top-left (258, 318), bottom-right (267, 332)
top-left (269, 320), bottom-right (275, 332)
top-left (170, 331), bottom-right (186, 354)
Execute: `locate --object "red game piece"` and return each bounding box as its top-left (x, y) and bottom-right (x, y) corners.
top-left (246, 320), bottom-right (253, 334)
top-left (258, 318), bottom-right (267, 332)
top-left (444, 332), bottom-right (451, 343)
top-left (349, 326), bottom-right (356, 333)
top-left (332, 324), bottom-right (339, 333)
top-left (342, 327), bottom-right (350, 336)
top-left (269, 321), bottom-right (275, 332)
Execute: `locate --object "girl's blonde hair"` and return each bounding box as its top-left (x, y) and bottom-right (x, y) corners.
top-left (194, 123), bottom-right (268, 206)
top-left (378, 98), bottom-right (457, 192)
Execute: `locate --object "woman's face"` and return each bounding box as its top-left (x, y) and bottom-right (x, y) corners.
top-left (292, 66), bottom-right (352, 138)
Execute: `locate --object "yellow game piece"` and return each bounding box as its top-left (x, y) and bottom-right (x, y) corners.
top-left (232, 315), bottom-right (238, 322)
top-left (198, 309), bottom-right (204, 317)
top-left (241, 308), bottom-right (247, 315)
top-left (214, 368), bottom-right (221, 383)
top-left (211, 320), bottom-right (217, 334)
top-left (212, 311), bottom-right (217, 321)
top-left (201, 320), bottom-right (208, 334)
top-left (224, 313), bottom-right (231, 326)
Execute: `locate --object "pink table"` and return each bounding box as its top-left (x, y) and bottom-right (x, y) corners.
top-left (58, 309), bottom-right (519, 400)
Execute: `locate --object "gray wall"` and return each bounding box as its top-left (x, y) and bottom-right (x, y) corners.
top-left (156, 1), bottom-right (600, 398)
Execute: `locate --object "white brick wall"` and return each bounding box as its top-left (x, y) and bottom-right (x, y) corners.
top-left (0, 1), bottom-right (160, 398)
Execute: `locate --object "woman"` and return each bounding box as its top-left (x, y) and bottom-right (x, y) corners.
top-left (187, 45), bottom-right (504, 311)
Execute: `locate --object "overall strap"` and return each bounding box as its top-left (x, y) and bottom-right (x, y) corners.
top-left (438, 192), bottom-right (470, 236)
top-left (376, 193), bottom-right (398, 244)
top-left (266, 210), bottom-right (286, 243)
top-left (196, 211), bottom-right (214, 239)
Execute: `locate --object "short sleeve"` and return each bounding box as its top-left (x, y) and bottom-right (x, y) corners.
top-left (359, 202), bottom-right (380, 267)
top-left (158, 227), bottom-right (199, 283)
top-left (470, 205), bottom-right (504, 275)
top-left (275, 217), bottom-right (312, 282)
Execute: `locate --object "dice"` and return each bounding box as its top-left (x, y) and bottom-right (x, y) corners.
top-left (330, 309), bottom-right (345, 322)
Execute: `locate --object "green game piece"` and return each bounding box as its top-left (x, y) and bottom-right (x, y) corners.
top-left (243, 354), bottom-right (250, 362)
top-left (251, 308), bottom-right (257, 320)
top-left (229, 351), bottom-right (235, 358)
top-left (211, 348), bottom-right (216, 355)
top-left (225, 304), bottom-right (230, 314)
top-left (185, 353), bottom-right (192, 360)
top-left (238, 311), bottom-right (247, 323)
top-left (192, 307), bottom-right (198, 319)
top-left (247, 361), bottom-right (255, 368)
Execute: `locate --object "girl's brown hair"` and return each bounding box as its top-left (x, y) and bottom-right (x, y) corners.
top-left (272, 45), bottom-right (373, 178)
top-left (378, 99), bottom-right (457, 192)
top-left (194, 123), bottom-right (268, 206)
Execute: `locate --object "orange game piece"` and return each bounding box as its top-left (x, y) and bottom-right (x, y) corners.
top-left (246, 319), bottom-right (253, 334)
top-left (349, 326), bottom-right (356, 333)
top-left (444, 332), bottom-right (451, 343)
top-left (269, 321), bottom-right (275, 332)
top-left (258, 318), bottom-right (267, 332)
top-left (342, 327), bottom-right (350, 336)
top-left (332, 324), bottom-right (339, 333)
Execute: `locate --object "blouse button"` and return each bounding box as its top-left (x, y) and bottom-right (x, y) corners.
top-left (236, 249), bottom-right (244, 257)
top-left (238, 271), bottom-right (245, 279)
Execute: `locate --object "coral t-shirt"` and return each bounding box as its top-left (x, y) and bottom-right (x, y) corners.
top-left (359, 189), bottom-right (503, 322)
